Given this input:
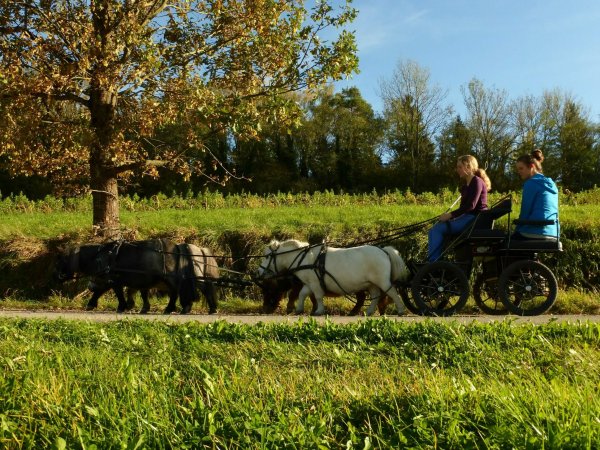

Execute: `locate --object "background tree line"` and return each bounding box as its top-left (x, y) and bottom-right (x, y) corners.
top-left (4, 59), bottom-right (598, 200)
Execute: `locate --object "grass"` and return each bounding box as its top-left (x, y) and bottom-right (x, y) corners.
top-left (0, 204), bottom-right (441, 241)
top-left (0, 318), bottom-right (599, 448)
top-left (1, 286), bottom-right (599, 316)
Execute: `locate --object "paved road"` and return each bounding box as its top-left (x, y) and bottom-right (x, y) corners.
top-left (0, 310), bottom-right (598, 324)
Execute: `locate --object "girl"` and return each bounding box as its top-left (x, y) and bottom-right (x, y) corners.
top-left (514, 149), bottom-right (559, 239)
top-left (428, 155), bottom-right (491, 261)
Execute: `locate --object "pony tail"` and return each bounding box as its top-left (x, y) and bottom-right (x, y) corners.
top-left (475, 168), bottom-right (492, 192)
top-left (382, 246), bottom-right (410, 282)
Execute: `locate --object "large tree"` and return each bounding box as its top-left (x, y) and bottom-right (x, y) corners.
top-left (380, 60), bottom-right (452, 191)
top-left (461, 78), bottom-right (515, 190)
top-left (0, 0), bottom-right (358, 236)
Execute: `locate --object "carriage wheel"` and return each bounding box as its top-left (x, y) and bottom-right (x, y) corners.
top-left (397, 286), bottom-right (423, 315)
top-left (498, 260), bottom-right (558, 316)
top-left (411, 261), bottom-right (470, 316)
top-left (473, 274), bottom-right (507, 315)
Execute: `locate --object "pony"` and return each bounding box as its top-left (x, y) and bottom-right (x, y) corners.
top-left (124, 243), bottom-right (221, 314)
top-left (257, 239), bottom-right (409, 316)
top-left (260, 275), bottom-right (392, 315)
top-left (55, 239), bottom-right (197, 314)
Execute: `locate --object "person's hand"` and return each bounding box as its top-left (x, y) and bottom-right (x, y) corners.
top-left (439, 212), bottom-right (452, 222)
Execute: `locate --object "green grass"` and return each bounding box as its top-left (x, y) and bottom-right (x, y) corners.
top-left (0, 319), bottom-right (599, 448)
top-left (1, 286), bottom-right (599, 315)
top-left (0, 205), bottom-right (441, 241)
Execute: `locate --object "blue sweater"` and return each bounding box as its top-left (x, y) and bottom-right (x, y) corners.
top-left (516, 173), bottom-right (559, 237)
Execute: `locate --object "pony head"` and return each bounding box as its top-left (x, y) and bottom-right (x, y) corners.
top-left (53, 247), bottom-right (80, 282)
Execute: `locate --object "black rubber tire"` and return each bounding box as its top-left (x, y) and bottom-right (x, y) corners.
top-left (498, 260), bottom-right (558, 316)
top-left (411, 261), bottom-right (470, 316)
top-left (473, 274), bottom-right (507, 315)
top-left (397, 286), bottom-right (424, 315)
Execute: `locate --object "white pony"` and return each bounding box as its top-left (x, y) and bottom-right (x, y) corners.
top-left (257, 239), bottom-right (410, 316)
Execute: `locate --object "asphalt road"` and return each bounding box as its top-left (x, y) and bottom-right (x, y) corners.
top-left (0, 310), bottom-right (598, 324)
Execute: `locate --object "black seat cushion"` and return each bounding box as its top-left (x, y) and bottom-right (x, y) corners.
top-left (508, 239), bottom-right (563, 251)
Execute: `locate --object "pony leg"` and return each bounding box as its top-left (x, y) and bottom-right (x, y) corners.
top-left (348, 291), bottom-right (366, 316)
top-left (312, 294), bottom-right (325, 316)
top-left (126, 289), bottom-right (136, 311)
top-left (382, 284), bottom-right (406, 315)
top-left (114, 286), bottom-right (128, 313)
top-left (140, 290), bottom-right (150, 314)
top-left (365, 287), bottom-right (382, 316)
top-left (163, 291), bottom-right (178, 314)
top-left (295, 285), bottom-right (312, 314)
top-left (204, 283), bottom-right (218, 315)
top-left (286, 283), bottom-right (302, 314)
top-left (86, 287), bottom-right (108, 310)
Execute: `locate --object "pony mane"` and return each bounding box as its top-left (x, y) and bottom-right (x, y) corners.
top-left (279, 239), bottom-right (309, 250)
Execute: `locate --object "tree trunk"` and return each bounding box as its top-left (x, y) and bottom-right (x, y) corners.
top-left (89, 86), bottom-right (121, 239)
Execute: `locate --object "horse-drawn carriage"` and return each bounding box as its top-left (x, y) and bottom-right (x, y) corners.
top-left (55, 195), bottom-right (562, 317)
top-left (256, 195), bottom-right (563, 317)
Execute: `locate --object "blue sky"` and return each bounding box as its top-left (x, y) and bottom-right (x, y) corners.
top-left (333, 0), bottom-right (600, 121)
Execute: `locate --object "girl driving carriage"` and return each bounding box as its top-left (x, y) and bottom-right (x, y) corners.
top-left (427, 155), bottom-right (492, 261)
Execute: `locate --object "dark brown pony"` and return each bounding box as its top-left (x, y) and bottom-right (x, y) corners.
top-left (124, 244), bottom-right (221, 314)
top-left (55, 239), bottom-right (197, 314)
top-left (260, 275), bottom-right (392, 315)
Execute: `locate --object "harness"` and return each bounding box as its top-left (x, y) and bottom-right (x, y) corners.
top-left (262, 243), bottom-right (392, 299)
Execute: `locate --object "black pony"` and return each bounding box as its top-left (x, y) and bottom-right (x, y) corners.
top-left (55, 239), bottom-right (197, 314)
top-left (125, 243), bottom-right (220, 314)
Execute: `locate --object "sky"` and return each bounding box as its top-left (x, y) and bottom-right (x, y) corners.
top-left (333, 0), bottom-right (600, 121)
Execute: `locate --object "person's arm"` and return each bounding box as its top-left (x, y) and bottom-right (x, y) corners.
top-left (450, 178), bottom-right (484, 218)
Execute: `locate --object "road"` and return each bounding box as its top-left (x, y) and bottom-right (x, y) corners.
top-left (0, 310), bottom-right (598, 324)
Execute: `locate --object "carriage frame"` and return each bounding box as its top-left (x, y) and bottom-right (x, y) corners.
top-left (398, 195), bottom-right (563, 316)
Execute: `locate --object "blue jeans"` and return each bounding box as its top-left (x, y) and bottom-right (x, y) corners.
top-left (428, 214), bottom-right (476, 262)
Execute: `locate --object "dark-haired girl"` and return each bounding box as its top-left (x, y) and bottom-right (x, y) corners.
top-left (514, 149), bottom-right (559, 239)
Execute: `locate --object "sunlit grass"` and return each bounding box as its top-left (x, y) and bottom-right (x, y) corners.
top-left (0, 319), bottom-right (598, 448)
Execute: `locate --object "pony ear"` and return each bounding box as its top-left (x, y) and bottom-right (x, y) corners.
top-left (269, 240), bottom-right (280, 251)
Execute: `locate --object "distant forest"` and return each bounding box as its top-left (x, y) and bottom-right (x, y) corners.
top-left (2, 64), bottom-right (599, 199)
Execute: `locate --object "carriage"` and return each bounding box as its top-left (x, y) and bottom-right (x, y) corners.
top-left (55, 195), bottom-right (562, 317)
top-left (401, 195), bottom-right (563, 316)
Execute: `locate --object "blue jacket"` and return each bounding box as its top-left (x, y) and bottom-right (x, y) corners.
top-left (516, 173), bottom-right (559, 237)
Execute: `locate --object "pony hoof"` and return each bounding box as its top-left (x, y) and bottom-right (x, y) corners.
top-left (208, 309), bottom-right (217, 315)
top-left (139, 309), bottom-right (149, 315)
top-left (85, 305), bottom-right (96, 311)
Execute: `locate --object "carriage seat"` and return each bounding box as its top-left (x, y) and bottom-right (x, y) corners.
top-left (507, 219), bottom-right (562, 252)
top-left (508, 239), bottom-right (563, 251)
top-left (461, 197), bottom-right (512, 242)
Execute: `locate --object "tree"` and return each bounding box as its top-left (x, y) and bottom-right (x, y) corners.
top-left (436, 115), bottom-right (473, 189)
top-left (0, 0), bottom-right (358, 236)
top-left (558, 101), bottom-right (598, 191)
top-left (461, 78), bottom-right (515, 190)
top-left (292, 86), bottom-right (384, 191)
top-left (380, 60), bottom-right (452, 191)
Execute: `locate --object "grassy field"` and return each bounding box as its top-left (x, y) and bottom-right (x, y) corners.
top-left (1, 318), bottom-right (599, 449)
top-left (1, 192), bottom-right (599, 448)
top-left (0, 203), bottom-right (597, 241)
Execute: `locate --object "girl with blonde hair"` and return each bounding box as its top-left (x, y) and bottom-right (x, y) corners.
top-left (428, 155), bottom-right (491, 261)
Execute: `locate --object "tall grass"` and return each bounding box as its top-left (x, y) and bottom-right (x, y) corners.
top-left (0, 319), bottom-right (599, 448)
